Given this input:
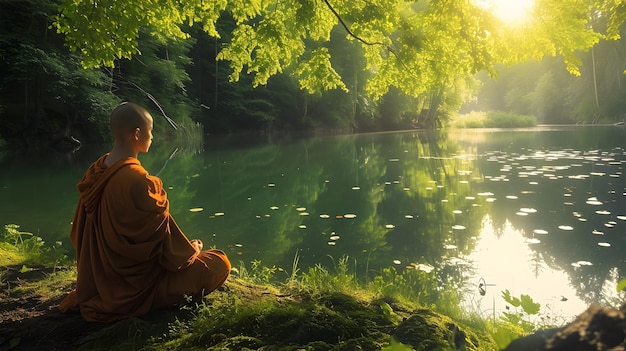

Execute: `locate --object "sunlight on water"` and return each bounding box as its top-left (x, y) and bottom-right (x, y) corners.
top-left (466, 217), bottom-right (587, 320)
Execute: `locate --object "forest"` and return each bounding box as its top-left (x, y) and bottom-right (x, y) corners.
top-left (2, 0), bottom-right (626, 150)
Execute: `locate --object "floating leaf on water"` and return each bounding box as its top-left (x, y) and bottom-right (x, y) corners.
top-left (329, 235), bottom-right (340, 240)
top-left (453, 210), bottom-right (463, 214)
top-left (319, 214), bottom-right (330, 219)
top-left (486, 198), bottom-right (497, 202)
top-left (416, 263), bottom-right (435, 273)
top-left (267, 183), bottom-right (276, 187)
top-left (389, 158), bottom-right (400, 162)
top-left (529, 181), bottom-right (539, 185)
top-left (264, 214), bottom-right (271, 218)
top-left (477, 192), bottom-right (495, 196)
top-left (604, 223), bottom-right (615, 228)
top-left (506, 195), bottom-right (518, 199)
top-left (352, 186), bottom-right (361, 190)
top-left (520, 208), bottom-right (537, 213)
top-left (598, 242), bottom-right (611, 247)
top-left (235, 243), bottom-right (243, 247)
top-left (533, 229), bottom-right (548, 235)
top-left (595, 210), bottom-right (611, 215)
top-left (526, 238), bottom-right (541, 244)
top-left (592, 230), bottom-right (604, 235)
top-left (344, 214), bottom-right (357, 219)
top-left (516, 212), bottom-right (529, 216)
top-left (215, 212), bottom-right (225, 216)
top-left (405, 215), bottom-right (414, 219)
top-left (168, 186), bottom-right (174, 190)
top-left (298, 225), bottom-right (307, 229)
top-left (403, 187), bottom-right (411, 191)
top-left (189, 207), bottom-right (204, 212)
top-left (444, 244), bottom-right (457, 250)
top-left (270, 206), bottom-right (279, 210)
top-left (590, 172), bottom-right (606, 176)
top-left (451, 225), bottom-right (466, 230)
top-left (460, 180), bottom-right (469, 184)
top-left (299, 212), bottom-right (309, 216)
top-left (426, 187), bottom-right (433, 191)
top-left (558, 225), bottom-right (574, 231)
top-left (579, 218), bottom-right (588, 222)
top-left (577, 260), bottom-right (593, 266)
top-left (327, 241), bottom-right (336, 246)
top-left (296, 207), bottom-right (307, 211)
top-left (618, 215), bottom-right (626, 221)
top-left (465, 196), bottom-right (476, 200)
top-left (586, 197), bottom-right (603, 205)
top-left (191, 174), bottom-right (200, 178)
top-left (385, 224), bottom-right (395, 229)
top-left (393, 259), bottom-right (402, 265)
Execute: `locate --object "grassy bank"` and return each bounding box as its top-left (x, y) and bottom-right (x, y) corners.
top-left (0, 224), bottom-right (548, 350)
top-left (450, 111), bottom-right (537, 128)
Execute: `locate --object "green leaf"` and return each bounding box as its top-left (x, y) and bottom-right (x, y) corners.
top-left (520, 294), bottom-right (541, 315)
top-left (19, 265), bottom-right (29, 273)
top-left (501, 289), bottom-right (521, 307)
top-left (616, 278), bottom-right (626, 292)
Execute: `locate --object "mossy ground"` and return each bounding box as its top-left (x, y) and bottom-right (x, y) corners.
top-left (0, 262), bottom-right (500, 351)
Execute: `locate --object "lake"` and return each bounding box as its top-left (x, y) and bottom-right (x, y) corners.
top-left (1, 125), bottom-right (625, 320)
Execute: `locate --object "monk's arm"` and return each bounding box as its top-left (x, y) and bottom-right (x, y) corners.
top-left (131, 169), bottom-right (200, 271)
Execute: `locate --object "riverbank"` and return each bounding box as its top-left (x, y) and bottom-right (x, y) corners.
top-left (0, 229), bottom-right (519, 351)
top-left (0, 263), bottom-right (504, 351)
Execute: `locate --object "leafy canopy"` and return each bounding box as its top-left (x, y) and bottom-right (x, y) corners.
top-left (54, 0), bottom-right (617, 98)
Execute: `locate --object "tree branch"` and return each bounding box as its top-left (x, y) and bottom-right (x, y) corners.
top-left (323, 0), bottom-right (417, 76)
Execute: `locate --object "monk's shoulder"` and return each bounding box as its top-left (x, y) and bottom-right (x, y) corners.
top-left (119, 163), bottom-right (164, 191)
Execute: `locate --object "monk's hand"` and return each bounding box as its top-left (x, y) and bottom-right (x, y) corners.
top-left (191, 239), bottom-right (203, 251)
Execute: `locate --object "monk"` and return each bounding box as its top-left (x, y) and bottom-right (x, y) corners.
top-left (59, 102), bottom-right (230, 322)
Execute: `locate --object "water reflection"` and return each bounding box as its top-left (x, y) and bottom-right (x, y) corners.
top-left (1, 126), bottom-right (626, 319)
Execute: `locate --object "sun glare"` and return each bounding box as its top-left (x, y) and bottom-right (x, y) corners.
top-left (476, 0), bottom-right (535, 25)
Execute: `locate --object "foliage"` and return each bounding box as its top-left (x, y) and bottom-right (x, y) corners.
top-left (53, 0), bottom-right (617, 101)
top-left (0, 0), bottom-right (118, 145)
top-left (2, 224), bottom-right (69, 268)
top-left (500, 289), bottom-right (542, 333)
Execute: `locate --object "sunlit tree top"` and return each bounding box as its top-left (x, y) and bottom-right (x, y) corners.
top-left (54, 0), bottom-right (617, 99)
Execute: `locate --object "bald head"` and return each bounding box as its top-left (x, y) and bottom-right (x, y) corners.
top-left (110, 102), bottom-right (153, 138)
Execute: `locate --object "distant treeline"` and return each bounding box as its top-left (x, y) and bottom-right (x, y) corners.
top-left (0, 0), bottom-right (446, 150)
top-left (3, 0), bottom-right (626, 150)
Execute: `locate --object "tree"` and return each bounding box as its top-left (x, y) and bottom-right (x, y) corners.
top-left (0, 0), bottom-right (118, 147)
top-left (53, 0), bottom-right (610, 102)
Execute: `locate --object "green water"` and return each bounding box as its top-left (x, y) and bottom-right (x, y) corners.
top-left (2, 126), bottom-right (625, 318)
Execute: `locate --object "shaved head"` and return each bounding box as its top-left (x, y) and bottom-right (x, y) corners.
top-left (110, 102), bottom-right (153, 138)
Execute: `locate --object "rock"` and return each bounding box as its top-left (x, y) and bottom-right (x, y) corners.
top-left (503, 305), bottom-right (626, 351)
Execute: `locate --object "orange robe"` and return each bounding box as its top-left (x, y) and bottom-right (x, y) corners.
top-left (59, 154), bottom-right (230, 322)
